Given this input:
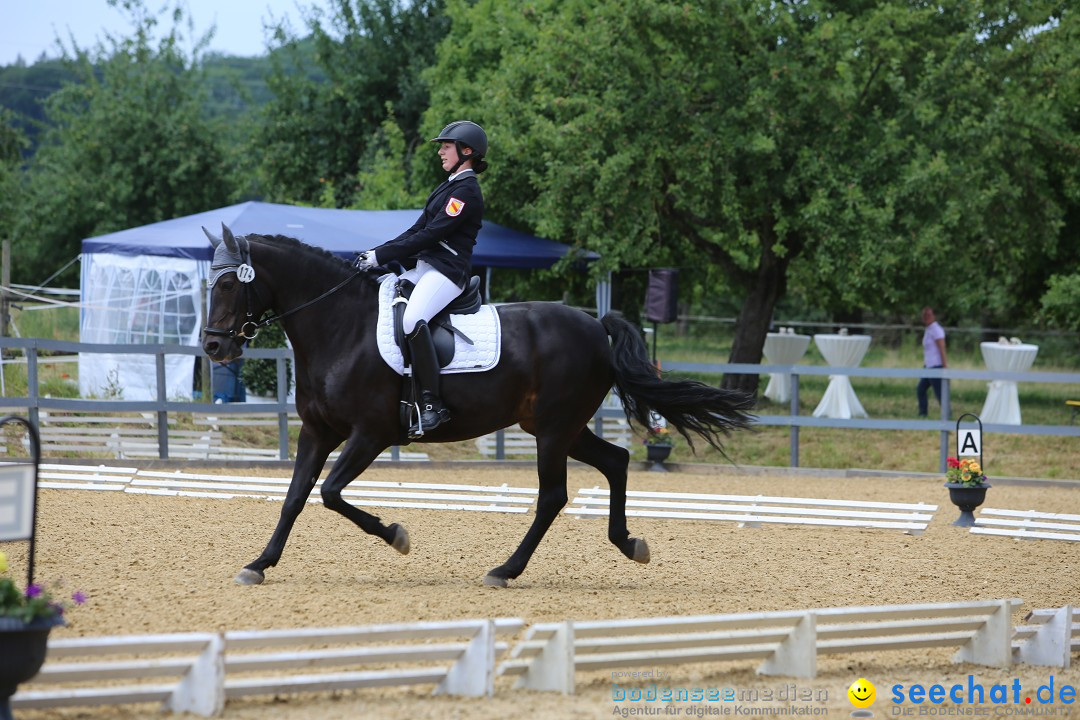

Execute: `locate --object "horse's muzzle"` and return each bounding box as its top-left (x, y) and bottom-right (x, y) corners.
top-left (203, 335), bottom-right (243, 363)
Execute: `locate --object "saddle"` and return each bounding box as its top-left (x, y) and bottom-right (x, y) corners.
top-left (392, 275), bottom-right (483, 368)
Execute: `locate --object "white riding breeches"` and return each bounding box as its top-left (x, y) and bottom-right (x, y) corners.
top-left (400, 260), bottom-right (463, 335)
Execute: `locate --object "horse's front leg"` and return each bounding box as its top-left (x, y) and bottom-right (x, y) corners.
top-left (235, 427), bottom-right (336, 585)
top-left (319, 432), bottom-right (410, 553)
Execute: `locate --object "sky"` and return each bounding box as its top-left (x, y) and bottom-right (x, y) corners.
top-left (0, 0), bottom-right (334, 66)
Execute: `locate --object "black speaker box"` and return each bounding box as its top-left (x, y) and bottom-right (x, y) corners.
top-left (644, 268), bottom-right (679, 324)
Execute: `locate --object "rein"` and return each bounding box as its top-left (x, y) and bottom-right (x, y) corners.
top-left (204, 254), bottom-right (365, 341)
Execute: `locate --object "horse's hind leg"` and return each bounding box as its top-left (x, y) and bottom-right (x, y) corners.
top-left (568, 427), bottom-right (649, 564)
top-left (483, 434), bottom-right (572, 587)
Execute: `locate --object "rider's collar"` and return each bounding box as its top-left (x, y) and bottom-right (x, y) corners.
top-left (448, 168), bottom-right (475, 182)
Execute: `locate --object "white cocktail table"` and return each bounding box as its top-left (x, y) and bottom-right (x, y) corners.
top-left (979, 342), bottom-right (1039, 424)
top-left (762, 332), bottom-right (811, 404)
top-left (812, 334), bottom-right (872, 419)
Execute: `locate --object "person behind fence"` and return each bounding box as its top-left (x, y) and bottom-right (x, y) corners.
top-left (917, 306), bottom-right (947, 417)
top-left (353, 121), bottom-right (487, 438)
top-left (212, 358), bottom-right (246, 403)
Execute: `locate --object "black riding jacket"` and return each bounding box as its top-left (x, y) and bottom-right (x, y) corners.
top-left (371, 171), bottom-right (484, 288)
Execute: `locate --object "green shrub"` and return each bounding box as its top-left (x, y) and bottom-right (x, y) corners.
top-left (240, 323), bottom-right (292, 397)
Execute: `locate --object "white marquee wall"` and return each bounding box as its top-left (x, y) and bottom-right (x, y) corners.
top-left (78, 252), bottom-right (207, 401)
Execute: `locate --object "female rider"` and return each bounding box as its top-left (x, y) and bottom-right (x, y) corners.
top-left (354, 121), bottom-right (487, 438)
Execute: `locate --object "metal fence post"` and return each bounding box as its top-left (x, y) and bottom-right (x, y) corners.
top-left (156, 350), bottom-right (169, 459)
top-left (276, 353), bottom-right (289, 460)
top-left (26, 342), bottom-right (39, 429)
top-left (495, 428), bottom-right (505, 460)
top-left (939, 378), bottom-right (951, 472)
top-left (789, 371), bottom-right (800, 468)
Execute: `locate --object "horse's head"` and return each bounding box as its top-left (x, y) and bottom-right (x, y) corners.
top-left (202, 223), bottom-right (268, 363)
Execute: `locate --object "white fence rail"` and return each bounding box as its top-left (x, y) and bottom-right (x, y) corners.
top-left (14, 619), bottom-right (524, 717)
top-left (973, 508), bottom-right (1080, 542)
top-left (566, 486), bottom-right (938, 534)
top-left (35, 463), bottom-right (538, 513)
top-left (499, 600), bottom-right (1023, 693)
top-left (476, 418), bottom-right (633, 457)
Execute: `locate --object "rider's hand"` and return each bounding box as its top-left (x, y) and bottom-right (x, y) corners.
top-left (353, 251), bottom-right (378, 270)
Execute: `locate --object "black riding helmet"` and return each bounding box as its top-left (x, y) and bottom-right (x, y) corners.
top-left (432, 121), bottom-right (488, 173)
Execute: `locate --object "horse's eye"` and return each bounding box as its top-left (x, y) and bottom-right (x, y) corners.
top-left (220, 279), bottom-right (236, 292)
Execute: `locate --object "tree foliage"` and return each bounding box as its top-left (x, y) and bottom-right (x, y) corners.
top-left (0, 110), bottom-right (28, 243)
top-left (424, 0), bottom-right (1078, 388)
top-left (14, 0), bottom-right (237, 286)
top-left (254, 0), bottom-right (448, 205)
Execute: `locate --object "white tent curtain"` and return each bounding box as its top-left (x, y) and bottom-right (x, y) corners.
top-left (79, 252), bottom-right (207, 400)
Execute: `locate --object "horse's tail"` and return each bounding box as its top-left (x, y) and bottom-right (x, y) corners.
top-left (602, 312), bottom-right (755, 454)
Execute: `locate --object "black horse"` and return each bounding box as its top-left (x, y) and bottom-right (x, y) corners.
top-left (201, 225), bottom-right (754, 587)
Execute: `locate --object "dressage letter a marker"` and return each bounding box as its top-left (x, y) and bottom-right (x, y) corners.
top-left (958, 429), bottom-right (981, 457)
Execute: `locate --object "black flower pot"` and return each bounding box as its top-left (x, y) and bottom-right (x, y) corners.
top-left (646, 443), bottom-right (672, 471)
top-left (0, 619), bottom-right (55, 720)
top-left (944, 482), bottom-right (991, 527)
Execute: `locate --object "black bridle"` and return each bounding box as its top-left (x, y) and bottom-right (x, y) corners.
top-left (203, 241), bottom-right (364, 341)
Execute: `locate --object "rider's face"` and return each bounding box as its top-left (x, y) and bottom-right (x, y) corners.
top-left (438, 141), bottom-right (471, 172)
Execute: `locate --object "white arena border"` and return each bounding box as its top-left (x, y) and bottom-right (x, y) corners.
top-left (13, 618), bottom-right (524, 716)
top-left (566, 486), bottom-right (938, 534)
top-left (12, 602), bottom-right (1076, 715)
top-left (972, 507), bottom-right (1080, 542)
top-left (34, 463), bottom-right (538, 514)
top-left (501, 600), bottom-right (1078, 694)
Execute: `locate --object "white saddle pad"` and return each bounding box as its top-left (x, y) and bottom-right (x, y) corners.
top-left (375, 274), bottom-right (501, 376)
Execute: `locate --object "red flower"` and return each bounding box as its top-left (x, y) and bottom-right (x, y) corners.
top-left (946, 457), bottom-right (960, 468)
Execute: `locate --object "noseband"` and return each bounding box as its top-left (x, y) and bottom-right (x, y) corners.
top-left (204, 238), bottom-right (362, 342)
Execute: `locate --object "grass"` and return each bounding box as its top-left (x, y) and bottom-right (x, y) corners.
top-left (9, 304), bottom-right (79, 341)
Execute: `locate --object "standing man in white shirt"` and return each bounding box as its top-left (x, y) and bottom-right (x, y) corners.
top-left (917, 306), bottom-right (947, 417)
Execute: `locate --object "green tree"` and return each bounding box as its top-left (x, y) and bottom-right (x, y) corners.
top-left (254, 0), bottom-right (448, 205)
top-left (350, 104), bottom-right (423, 209)
top-left (0, 110), bottom-right (26, 227)
top-left (425, 0), bottom-right (1076, 392)
top-left (13, 0), bottom-right (237, 286)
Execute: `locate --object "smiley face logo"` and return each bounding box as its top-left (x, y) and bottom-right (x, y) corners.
top-left (848, 678), bottom-right (876, 709)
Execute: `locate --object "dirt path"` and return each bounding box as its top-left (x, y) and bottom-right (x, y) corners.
top-left (7, 465), bottom-right (1079, 718)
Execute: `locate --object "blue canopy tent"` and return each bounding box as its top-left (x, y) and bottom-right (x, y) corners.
top-left (81, 201), bottom-right (590, 268)
top-left (78, 202), bottom-right (597, 400)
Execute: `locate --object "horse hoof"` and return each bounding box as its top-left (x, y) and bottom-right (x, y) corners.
top-left (235, 568), bottom-right (265, 585)
top-left (390, 524), bottom-right (410, 555)
top-left (632, 538), bottom-right (651, 564)
top-left (482, 574), bottom-right (509, 588)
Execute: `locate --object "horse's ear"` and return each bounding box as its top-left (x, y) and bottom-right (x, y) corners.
top-left (202, 225), bottom-right (222, 248)
top-left (221, 223), bottom-right (238, 253)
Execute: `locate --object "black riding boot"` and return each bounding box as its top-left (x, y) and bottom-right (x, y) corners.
top-left (407, 321), bottom-right (450, 438)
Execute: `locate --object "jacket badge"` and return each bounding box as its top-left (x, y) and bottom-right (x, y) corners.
top-left (445, 197), bottom-right (465, 217)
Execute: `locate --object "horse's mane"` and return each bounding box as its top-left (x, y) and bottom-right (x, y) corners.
top-left (247, 233), bottom-right (379, 285)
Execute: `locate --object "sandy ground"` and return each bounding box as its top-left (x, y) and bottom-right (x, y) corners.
top-left (5, 464), bottom-right (1080, 719)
